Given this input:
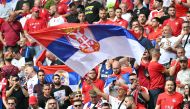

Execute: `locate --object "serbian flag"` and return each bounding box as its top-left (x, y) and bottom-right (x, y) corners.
top-left (35, 50), bottom-right (81, 91)
top-left (29, 24), bottom-right (145, 77)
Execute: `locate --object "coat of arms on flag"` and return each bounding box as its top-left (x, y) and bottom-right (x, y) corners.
top-left (65, 27), bottom-right (100, 53)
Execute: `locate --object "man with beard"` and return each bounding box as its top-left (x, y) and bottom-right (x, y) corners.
top-left (176, 56), bottom-right (190, 94)
top-left (155, 78), bottom-right (183, 109)
top-left (48, 5), bottom-right (67, 27)
top-left (93, 8), bottom-right (113, 24)
top-left (51, 74), bottom-right (73, 109)
top-left (82, 69), bottom-right (104, 103)
top-left (163, 6), bottom-right (183, 36)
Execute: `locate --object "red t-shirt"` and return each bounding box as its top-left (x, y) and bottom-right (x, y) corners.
top-left (40, 8), bottom-right (50, 21)
top-left (170, 59), bottom-right (190, 76)
top-left (137, 61), bottom-right (150, 89)
top-left (0, 78), bottom-right (7, 98)
top-left (148, 61), bottom-right (165, 90)
top-left (24, 17), bottom-right (47, 33)
top-left (163, 18), bottom-right (183, 36)
top-left (82, 79), bottom-right (104, 103)
top-left (175, 0), bottom-right (188, 17)
top-left (148, 27), bottom-right (162, 40)
top-left (156, 92), bottom-right (183, 109)
top-left (114, 18), bottom-right (128, 29)
top-left (1, 21), bottom-right (23, 46)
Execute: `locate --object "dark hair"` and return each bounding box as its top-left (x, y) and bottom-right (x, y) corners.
top-left (52, 74), bottom-right (60, 79)
top-left (165, 76), bottom-right (176, 90)
top-left (101, 102), bottom-right (111, 107)
top-left (7, 97), bottom-right (17, 104)
top-left (155, 0), bottom-right (163, 3)
top-left (168, 6), bottom-right (175, 11)
top-left (152, 17), bottom-right (161, 24)
top-left (38, 69), bottom-right (45, 74)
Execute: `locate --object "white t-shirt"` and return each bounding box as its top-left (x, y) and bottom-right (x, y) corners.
top-left (181, 34), bottom-right (190, 58)
top-left (11, 57), bottom-right (25, 70)
top-left (109, 96), bottom-right (126, 109)
top-left (27, 74), bottom-right (38, 96)
top-left (176, 68), bottom-right (190, 94)
top-left (159, 36), bottom-right (178, 64)
top-left (48, 16), bottom-right (67, 27)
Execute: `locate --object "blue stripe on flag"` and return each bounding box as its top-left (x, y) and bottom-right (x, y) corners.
top-left (68, 72), bottom-right (81, 85)
top-left (47, 36), bottom-right (78, 61)
top-left (88, 25), bottom-right (138, 41)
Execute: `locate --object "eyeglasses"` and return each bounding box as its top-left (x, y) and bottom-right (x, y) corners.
top-left (74, 104), bottom-right (82, 107)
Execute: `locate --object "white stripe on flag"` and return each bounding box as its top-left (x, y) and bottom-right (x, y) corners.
top-left (65, 36), bottom-right (145, 77)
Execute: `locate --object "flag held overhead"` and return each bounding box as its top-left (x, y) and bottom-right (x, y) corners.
top-left (29, 23), bottom-right (145, 77)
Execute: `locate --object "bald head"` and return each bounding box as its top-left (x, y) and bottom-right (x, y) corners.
top-left (112, 60), bottom-right (121, 74)
top-left (8, 11), bottom-right (17, 22)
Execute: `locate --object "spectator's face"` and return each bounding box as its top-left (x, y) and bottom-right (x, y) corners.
top-left (43, 85), bottom-right (51, 95)
top-left (153, 1), bottom-right (161, 9)
top-left (142, 50), bottom-right (150, 58)
top-left (115, 9), bottom-right (122, 18)
top-left (182, 23), bottom-right (190, 34)
top-left (32, 11), bottom-right (40, 18)
top-left (73, 101), bottom-right (83, 109)
top-left (165, 80), bottom-right (175, 93)
top-left (22, 3), bottom-right (30, 11)
top-left (73, 93), bottom-right (82, 100)
top-left (34, 0), bottom-right (41, 7)
top-left (133, 0), bottom-right (140, 6)
top-left (186, 13), bottom-right (190, 22)
top-left (117, 87), bottom-right (126, 96)
top-left (176, 48), bottom-right (185, 57)
top-left (138, 14), bottom-right (146, 24)
top-left (8, 12), bottom-right (17, 22)
top-left (162, 26), bottom-right (172, 37)
top-left (18, 38), bottom-right (26, 47)
top-left (184, 85), bottom-right (189, 95)
top-left (49, 6), bottom-right (56, 16)
top-left (11, 77), bottom-right (19, 86)
top-left (108, 8), bottom-right (115, 18)
top-left (180, 61), bottom-right (188, 70)
top-left (38, 71), bottom-right (45, 82)
top-left (119, 4), bottom-right (127, 14)
top-left (24, 66), bottom-right (34, 77)
top-left (87, 70), bottom-right (97, 80)
top-left (112, 61), bottom-right (121, 75)
top-left (48, 99), bottom-right (57, 109)
top-left (129, 75), bottom-right (137, 84)
top-left (78, 13), bottom-right (85, 22)
top-left (124, 97), bottom-right (133, 108)
top-left (90, 95), bottom-right (99, 104)
top-left (168, 7), bottom-right (176, 16)
top-left (7, 99), bottom-right (16, 109)
top-left (99, 10), bottom-right (107, 20)
top-left (131, 21), bottom-right (139, 30)
top-left (151, 19), bottom-right (159, 27)
top-left (53, 76), bottom-right (61, 85)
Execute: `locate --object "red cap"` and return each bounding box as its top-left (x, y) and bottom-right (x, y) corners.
top-left (118, 85), bottom-right (128, 91)
top-left (29, 96), bottom-right (38, 105)
top-left (32, 7), bottom-right (40, 12)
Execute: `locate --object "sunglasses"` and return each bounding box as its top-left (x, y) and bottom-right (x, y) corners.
top-left (75, 95), bottom-right (82, 97)
top-left (8, 103), bottom-right (15, 105)
top-left (74, 104), bottom-right (82, 107)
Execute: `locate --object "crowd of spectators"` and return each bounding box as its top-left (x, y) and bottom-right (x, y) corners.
top-left (0, 0), bottom-right (190, 109)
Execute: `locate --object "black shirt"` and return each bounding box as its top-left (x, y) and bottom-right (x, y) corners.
top-left (38, 94), bottom-right (53, 108)
top-left (6, 87), bottom-right (28, 109)
top-left (51, 85), bottom-right (73, 109)
top-left (85, 1), bottom-right (102, 24)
